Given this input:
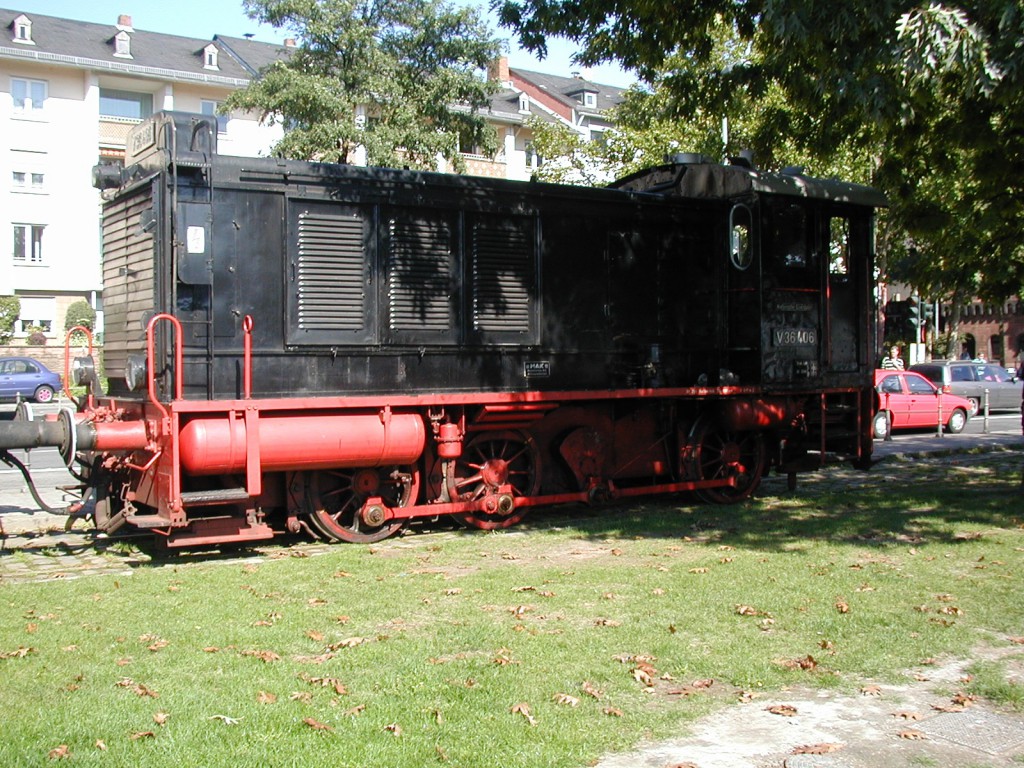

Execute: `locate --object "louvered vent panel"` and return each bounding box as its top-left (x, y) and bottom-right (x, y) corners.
top-left (296, 212), bottom-right (365, 332)
top-left (472, 220), bottom-right (532, 332)
top-left (388, 218), bottom-right (452, 331)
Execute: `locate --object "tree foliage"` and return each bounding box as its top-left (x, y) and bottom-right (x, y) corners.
top-left (0, 295), bottom-right (19, 345)
top-left (228, 0), bottom-right (503, 170)
top-left (495, 0), bottom-right (1024, 301)
top-left (63, 300), bottom-right (96, 332)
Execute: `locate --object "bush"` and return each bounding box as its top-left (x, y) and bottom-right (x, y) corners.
top-left (64, 300), bottom-right (96, 332)
top-left (0, 295), bottom-right (19, 344)
top-left (26, 329), bottom-right (47, 346)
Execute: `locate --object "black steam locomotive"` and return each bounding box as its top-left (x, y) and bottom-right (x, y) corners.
top-left (0, 112), bottom-right (884, 546)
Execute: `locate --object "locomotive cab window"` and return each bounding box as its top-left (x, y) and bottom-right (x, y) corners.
top-left (828, 216), bottom-right (850, 280)
top-left (729, 204), bottom-right (753, 270)
top-left (773, 203), bottom-right (807, 268)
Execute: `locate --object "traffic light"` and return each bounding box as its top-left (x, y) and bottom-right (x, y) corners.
top-left (883, 299), bottom-right (909, 343)
top-left (907, 297), bottom-right (921, 331)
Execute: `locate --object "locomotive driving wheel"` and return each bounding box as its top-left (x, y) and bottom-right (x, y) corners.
top-left (303, 466), bottom-right (420, 543)
top-left (687, 420), bottom-right (765, 504)
top-left (445, 431), bottom-right (541, 530)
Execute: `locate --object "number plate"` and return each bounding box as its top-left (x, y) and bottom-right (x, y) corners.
top-left (773, 328), bottom-right (818, 346)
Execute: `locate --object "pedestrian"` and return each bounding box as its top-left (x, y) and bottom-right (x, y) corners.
top-left (880, 345), bottom-right (904, 370)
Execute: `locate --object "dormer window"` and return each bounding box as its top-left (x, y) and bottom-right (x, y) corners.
top-left (12, 14), bottom-right (33, 45)
top-left (113, 30), bottom-right (132, 58)
top-left (582, 91), bottom-right (597, 109)
top-left (203, 43), bottom-right (219, 70)
top-left (518, 93), bottom-right (530, 114)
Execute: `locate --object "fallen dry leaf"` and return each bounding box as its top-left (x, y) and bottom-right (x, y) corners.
top-left (553, 693), bottom-right (580, 707)
top-left (767, 704), bottom-right (798, 717)
top-left (240, 649), bottom-right (281, 663)
top-left (257, 691), bottom-right (277, 704)
top-left (327, 637), bottom-right (369, 650)
top-left (153, 712), bottom-right (170, 726)
top-left (602, 706), bottom-right (624, 717)
top-left (300, 674), bottom-right (348, 695)
top-left (898, 729), bottom-right (926, 740)
top-left (47, 745), bottom-right (70, 760)
top-left (384, 723), bottom-right (403, 736)
top-left (94, 740), bottom-right (107, 751)
top-left (0, 646), bottom-right (34, 660)
top-left (835, 601), bottom-right (850, 614)
top-left (861, 685), bottom-right (882, 696)
top-left (582, 681), bottom-right (603, 700)
top-left (777, 655), bottom-right (818, 671)
top-left (344, 704), bottom-right (366, 716)
top-left (303, 717), bottom-right (334, 732)
top-left (130, 731), bottom-right (155, 740)
top-left (792, 743), bottom-right (843, 755)
top-left (511, 702), bottom-right (538, 726)
top-left (114, 678), bottom-right (159, 698)
top-left (209, 714), bottom-right (240, 725)
top-left (951, 691), bottom-right (977, 707)
top-left (892, 710), bottom-right (923, 720)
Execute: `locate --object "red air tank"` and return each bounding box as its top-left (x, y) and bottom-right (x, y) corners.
top-left (178, 411), bottom-right (425, 475)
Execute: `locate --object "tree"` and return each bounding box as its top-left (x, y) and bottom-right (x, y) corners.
top-left (227, 0), bottom-right (503, 170)
top-left (495, 0), bottom-right (1024, 299)
top-left (0, 295), bottom-right (19, 345)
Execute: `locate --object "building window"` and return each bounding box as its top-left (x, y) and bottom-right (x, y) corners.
top-left (524, 141), bottom-right (542, 169)
top-left (203, 44), bottom-right (219, 70)
top-left (16, 297), bottom-right (55, 334)
top-left (200, 100), bottom-right (229, 134)
top-left (114, 30), bottom-right (132, 58)
top-left (13, 224), bottom-right (45, 265)
top-left (11, 77), bottom-right (46, 115)
top-left (12, 171), bottom-right (44, 192)
top-left (13, 14), bottom-right (33, 44)
top-left (583, 91), bottom-right (597, 109)
top-left (99, 88), bottom-right (153, 120)
top-left (518, 93), bottom-right (530, 113)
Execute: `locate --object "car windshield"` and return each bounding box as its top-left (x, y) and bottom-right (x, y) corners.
top-left (978, 364), bottom-right (1013, 383)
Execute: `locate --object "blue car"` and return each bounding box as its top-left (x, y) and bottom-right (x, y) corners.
top-left (0, 356), bottom-right (62, 403)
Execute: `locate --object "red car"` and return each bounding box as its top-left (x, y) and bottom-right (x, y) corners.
top-left (874, 369), bottom-right (972, 439)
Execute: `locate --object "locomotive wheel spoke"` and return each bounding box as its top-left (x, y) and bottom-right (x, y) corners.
top-left (688, 423), bottom-right (765, 504)
top-left (448, 431), bottom-right (541, 531)
top-left (304, 466), bottom-right (419, 544)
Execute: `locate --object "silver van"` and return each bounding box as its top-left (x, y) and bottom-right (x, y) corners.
top-left (909, 360), bottom-right (1021, 415)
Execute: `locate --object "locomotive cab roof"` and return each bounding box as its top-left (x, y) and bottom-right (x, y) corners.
top-left (609, 155), bottom-right (888, 209)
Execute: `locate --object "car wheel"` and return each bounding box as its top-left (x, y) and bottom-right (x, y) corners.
top-left (966, 397), bottom-right (980, 417)
top-left (872, 410), bottom-right (890, 439)
top-left (33, 385), bottom-right (54, 404)
top-left (945, 408), bottom-right (967, 434)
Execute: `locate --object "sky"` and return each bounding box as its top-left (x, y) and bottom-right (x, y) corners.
top-left (17, 0), bottom-right (637, 88)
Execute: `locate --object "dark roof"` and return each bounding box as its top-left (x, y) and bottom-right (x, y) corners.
top-left (483, 88), bottom-right (560, 126)
top-left (0, 7), bottom-right (286, 86)
top-left (215, 34), bottom-right (292, 76)
top-left (510, 67), bottom-right (627, 115)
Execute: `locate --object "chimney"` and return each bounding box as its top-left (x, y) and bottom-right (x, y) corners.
top-left (488, 56), bottom-right (511, 87)
top-left (116, 14), bottom-right (133, 31)
top-left (284, 38), bottom-right (296, 47)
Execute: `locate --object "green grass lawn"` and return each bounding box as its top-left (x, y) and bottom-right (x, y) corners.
top-left (1, 453), bottom-right (1023, 766)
